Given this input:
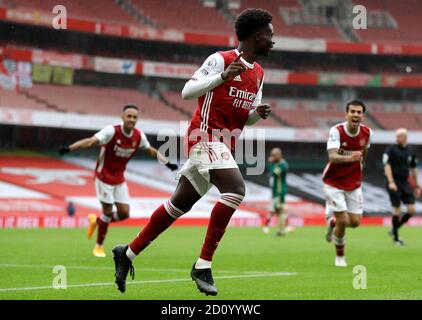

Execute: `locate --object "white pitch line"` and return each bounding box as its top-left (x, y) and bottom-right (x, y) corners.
top-left (0, 263), bottom-right (278, 274)
top-left (0, 272), bottom-right (297, 292)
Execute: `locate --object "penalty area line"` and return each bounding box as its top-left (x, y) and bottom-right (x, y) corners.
top-left (0, 272), bottom-right (298, 292)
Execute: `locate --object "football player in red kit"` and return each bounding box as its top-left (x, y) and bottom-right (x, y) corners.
top-left (323, 100), bottom-right (372, 267)
top-left (112, 8), bottom-right (274, 296)
top-left (59, 105), bottom-right (178, 258)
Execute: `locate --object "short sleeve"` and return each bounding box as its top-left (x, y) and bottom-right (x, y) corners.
top-left (366, 128), bottom-right (373, 149)
top-left (410, 150), bottom-right (418, 168)
top-left (382, 145), bottom-right (392, 165)
top-left (251, 76), bottom-right (264, 107)
top-left (139, 131), bottom-right (151, 150)
top-left (94, 125), bottom-right (115, 145)
top-left (327, 127), bottom-right (340, 150)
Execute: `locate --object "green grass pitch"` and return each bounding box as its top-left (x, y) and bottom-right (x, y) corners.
top-left (0, 226), bottom-right (421, 299)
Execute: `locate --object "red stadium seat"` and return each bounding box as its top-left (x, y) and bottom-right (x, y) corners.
top-left (2, 0), bottom-right (140, 25)
top-left (230, 0), bottom-right (344, 40)
top-left (0, 88), bottom-right (49, 110)
top-left (130, 0), bottom-right (233, 34)
top-left (12, 84), bottom-right (190, 122)
top-left (354, 0), bottom-right (422, 44)
top-left (371, 112), bottom-right (422, 130)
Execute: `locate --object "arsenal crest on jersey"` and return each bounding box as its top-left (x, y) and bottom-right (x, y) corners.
top-left (359, 138), bottom-right (367, 147)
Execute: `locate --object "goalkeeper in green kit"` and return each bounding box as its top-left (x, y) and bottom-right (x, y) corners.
top-left (263, 147), bottom-right (293, 236)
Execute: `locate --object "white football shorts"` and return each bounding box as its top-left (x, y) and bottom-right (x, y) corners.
top-left (95, 177), bottom-right (130, 205)
top-left (323, 184), bottom-right (363, 215)
top-left (178, 142), bottom-right (238, 196)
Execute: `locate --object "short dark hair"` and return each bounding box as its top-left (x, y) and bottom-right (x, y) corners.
top-left (123, 104), bottom-right (138, 112)
top-left (234, 8), bottom-right (272, 41)
top-left (346, 100), bottom-right (366, 113)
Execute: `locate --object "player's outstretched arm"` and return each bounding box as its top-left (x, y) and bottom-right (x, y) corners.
top-left (144, 147), bottom-right (178, 171)
top-left (327, 148), bottom-right (362, 164)
top-left (59, 136), bottom-right (99, 155)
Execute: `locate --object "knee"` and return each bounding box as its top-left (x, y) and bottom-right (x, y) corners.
top-left (350, 220), bottom-right (361, 228)
top-left (170, 197), bottom-right (192, 213)
top-left (223, 182), bottom-right (246, 198)
top-left (233, 185), bottom-right (246, 198)
top-left (117, 208), bottom-right (130, 219)
top-left (408, 207), bottom-right (416, 215)
top-left (173, 202), bottom-right (192, 214)
top-left (335, 215), bottom-right (348, 227)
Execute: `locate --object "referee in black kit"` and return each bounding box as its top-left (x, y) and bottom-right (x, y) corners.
top-left (383, 128), bottom-right (420, 245)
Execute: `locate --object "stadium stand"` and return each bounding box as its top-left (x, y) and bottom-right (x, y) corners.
top-left (1, 84), bottom-right (190, 121)
top-left (4, 84), bottom-right (422, 130)
top-left (228, 0), bottom-right (344, 40)
top-left (0, 88), bottom-right (49, 110)
top-left (271, 109), bottom-right (345, 128)
top-left (2, 0), bottom-right (141, 25)
top-left (265, 98), bottom-right (422, 130)
top-left (129, 0), bottom-right (233, 34)
top-left (371, 112), bottom-right (422, 130)
top-left (161, 91), bottom-right (196, 115)
top-left (353, 0), bottom-right (422, 43)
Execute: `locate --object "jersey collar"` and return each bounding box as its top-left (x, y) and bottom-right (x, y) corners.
top-left (342, 122), bottom-right (360, 137)
top-left (120, 124), bottom-right (133, 138)
top-left (234, 49), bottom-right (254, 69)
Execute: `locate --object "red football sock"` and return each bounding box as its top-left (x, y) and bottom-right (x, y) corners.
top-left (333, 234), bottom-right (345, 257)
top-left (200, 193), bottom-right (244, 262)
top-left (129, 203), bottom-right (177, 254)
top-left (335, 244), bottom-right (345, 257)
top-left (96, 215), bottom-right (111, 245)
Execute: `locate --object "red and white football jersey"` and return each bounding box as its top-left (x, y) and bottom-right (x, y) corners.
top-left (322, 122), bottom-right (372, 191)
top-left (94, 124), bottom-right (150, 185)
top-left (185, 49), bottom-right (264, 154)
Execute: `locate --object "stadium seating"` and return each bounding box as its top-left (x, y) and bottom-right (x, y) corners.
top-left (229, 0), bottom-right (344, 40)
top-left (161, 91), bottom-right (195, 115)
top-left (354, 0), bottom-right (422, 43)
top-left (371, 112), bottom-right (422, 130)
top-left (130, 0), bottom-right (233, 34)
top-left (265, 98), bottom-right (422, 130)
top-left (2, 0), bottom-right (140, 25)
top-left (4, 83), bottom-right (422, 130)
top-left (0, 88), bottom-right (49, 110)
top-left (10, 84), bottom-right (190, 121)
top-left (5, 85), bottom-right (422, 130)
top-left (272, 108), bottom-right (345, 128)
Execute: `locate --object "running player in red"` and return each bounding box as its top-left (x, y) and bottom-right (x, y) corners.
top-left (59, 105), bottom-right (178, 258)
top-left (323, 100), bottom-right (372, 267)
top-left (112, 8), bottom-right (274, 296)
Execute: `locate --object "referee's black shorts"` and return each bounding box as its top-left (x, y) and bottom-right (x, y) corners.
top-left (387, 181), bottom-right (415, 207)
